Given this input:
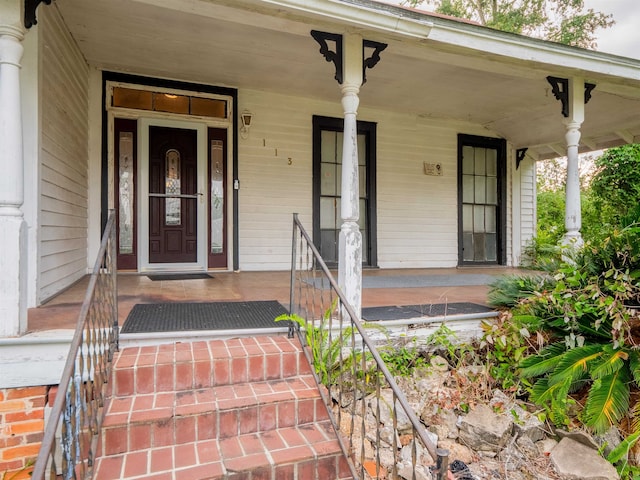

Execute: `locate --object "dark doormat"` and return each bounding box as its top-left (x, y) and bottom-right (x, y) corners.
top-left (121, 300), bottom-right (289, 333)
top-left (362, 302), bottom-right (494, 321)
top-left (147, 273), bottom-right (213, 281)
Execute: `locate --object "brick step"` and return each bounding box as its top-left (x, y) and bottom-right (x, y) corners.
top-left (112, 336), bottom-right (311, 396)
top-left (99, 375), bottom-right (329, 456)
top-left (93, 421), bottom-right (352, 480)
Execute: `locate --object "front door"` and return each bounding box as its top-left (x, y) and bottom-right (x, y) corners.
top-left (148, 126), bottom-right (198, 263)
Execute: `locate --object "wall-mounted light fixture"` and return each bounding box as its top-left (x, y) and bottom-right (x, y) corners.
top-left (240, 110), bottom-right (253, 139)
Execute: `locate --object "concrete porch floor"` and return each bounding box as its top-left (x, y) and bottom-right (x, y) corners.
top-left (26, 267), bottom-right (524, 333)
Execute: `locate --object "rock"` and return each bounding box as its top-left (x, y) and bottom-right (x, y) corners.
top-left (458, 404), bottom-right (514, 453)
top-left (489, 389), bottom-right (513, 412)
top-left (549, 437), bottom-right (620, 480)
top-left (424, 408), bottom-right (459, 440)
top-left (595, 426), bottom-right (623, 458)
top-left (511, 406), bottom-right (546, 443)
top-left (430, 355), bottom-right (450, 371)
top-left (397, 461), bottom-right (433, 480)
top-left (555, 429), bottom-right (600, 450)
top-left (536, 437), bottom-right (558, 455)
top-left (437, 439), bottom-right (474, 465)
top-left (368, 390), bottom-right (412, 431)
top-left (515, 435), bottom-right (538, 457)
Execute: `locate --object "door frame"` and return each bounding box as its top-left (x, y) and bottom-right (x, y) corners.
top-left (139, 118), bottom-right (208, 272)
top-left (102, 72), bottom-right (239, 272)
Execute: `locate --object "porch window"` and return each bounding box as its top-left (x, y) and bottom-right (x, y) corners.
top-left (313, 116), bottom-right (377, 267)
top-left (458, 134), bottom-right (506, 265)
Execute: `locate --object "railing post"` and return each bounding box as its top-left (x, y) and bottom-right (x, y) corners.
top-left (435, 448), bottom-right (450, 480)
top-left (110, 209), bottom-right (119, 351)
top-left (288, 213), bottom-right (299, 338)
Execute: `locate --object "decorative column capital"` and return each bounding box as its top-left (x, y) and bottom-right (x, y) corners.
top-left (0, 24), bottom-right (25, 39)
top-left (0, 29), bottom-right (25, 67)
top-left (564, 121), bottom-right (582, 148)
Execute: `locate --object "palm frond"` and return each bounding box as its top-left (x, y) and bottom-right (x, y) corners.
top-left (530, 375), bottom-right (571, 405)
top-left (583, 368), bottom-right (631, 435)
top-left (628, 350), bottom-right (640, 387)
top-left (548, 344), bottom-right (604, 387)
top-left (519, 343), bottom-right (566, 378)
top-left (589, 346), bottom-right (628, 380)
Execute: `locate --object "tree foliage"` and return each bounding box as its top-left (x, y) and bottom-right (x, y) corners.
top-left (590, 144), bottom-right (640, 227)
top-left (402, 0), bottom-right (613, 48)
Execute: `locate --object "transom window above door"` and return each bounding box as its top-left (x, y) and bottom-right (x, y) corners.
top-left (110, 86), bottom-right (229, 119)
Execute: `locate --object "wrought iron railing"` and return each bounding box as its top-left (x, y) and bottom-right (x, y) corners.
top-left (33, 211), bottom-right (119, 480)
top-left (288, 213), bottom-right (449, 480)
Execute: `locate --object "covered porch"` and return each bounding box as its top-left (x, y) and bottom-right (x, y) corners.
top-left (26, 267), bottom-right (515, 333)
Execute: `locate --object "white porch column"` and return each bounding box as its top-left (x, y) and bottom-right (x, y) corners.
top-left (0, 5), bottom-right (27, 336)
top-left (563, 77), bottom-right (585, 246)
top-left (338, 33), bottom-right (363, 317)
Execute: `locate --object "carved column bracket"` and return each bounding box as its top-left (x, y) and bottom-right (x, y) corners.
top-left (362, 39), bottom-right (387, 84)
top-left (311, 30), bottom-right (343, 84)
top-left (515, 148), bottom-right (528, 169)
top-left (24, 0), bottom-right (53, 29)
top-left (546, 76), bottom-right (596, 117)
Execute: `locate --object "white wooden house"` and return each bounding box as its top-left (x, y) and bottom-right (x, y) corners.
top-left (2, 0), bottom-right (640, 337)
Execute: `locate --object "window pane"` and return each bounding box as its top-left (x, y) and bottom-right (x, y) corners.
top-left (113, 87), bottom-right (152, 110)
top-left (191, 97), bottom-right (226, 118)
top-left (320, 230), bottom-right (338, 264)
top-left (474, 233), bottom-right (486, 260)
top-left (321, 131), bottom-right (337, 163)
top-left (359, 165), bottom-right (366, 197)
top-left (474, 176), bottom-right (486, 203)
top-left (336, 165), bottom-right (342, 196)
top-left (210, 140), bottom-right (224, 254)
top-left (118, 132), bottom-right (134, 254)
top-left (154, 93), bottom-right (189, 114)
top-left (486, 148), bottom-right (497, 176)
top-left (462, 175), bottom-right (474, 203)
top-left (358, 134), bottom-right (366, 166)
top-left (473, 205), bottom-right (485, 233)
top-left (463, 233), bottom-right (474, 261)
top-left (485, 206), bottom-right (496, 233)
top-left (320, 198), bottom-right (336, 229)
top-left (462, 146), bottom-right (474, 174)
top-left (321, 163), bottom-right (337, 196)
top-left (358, 199), bottom-right (367, 229)
top-left (486, 177), bottom-right (498, 204)
top-left (462, 204), bottom-right (473, 232)
top-left (486, 233), bottom-right (497, 261)
top-left (475, 148), bottom-right (486, 175)
top-left (336, 132), bottom-right (343, 164)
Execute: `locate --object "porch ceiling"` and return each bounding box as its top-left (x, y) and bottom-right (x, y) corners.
top-left (55, 0), bottom-right (640, 160)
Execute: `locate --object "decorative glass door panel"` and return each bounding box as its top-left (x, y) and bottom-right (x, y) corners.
top-left (208, 128), bottom-right (227, 268)
top-left (458, 135), bottom-right (505, 265)
top-left (115, 118), bottom-right (138, 269)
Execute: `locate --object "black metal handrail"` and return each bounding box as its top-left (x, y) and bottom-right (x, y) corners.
top-left (288, 213), bottom-right (449, 480)
top-left (32, 210), bottom-right (119, 480)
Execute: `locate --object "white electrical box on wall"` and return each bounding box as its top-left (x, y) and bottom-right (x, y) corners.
top-left (424, 162), bottom-right (442, 176)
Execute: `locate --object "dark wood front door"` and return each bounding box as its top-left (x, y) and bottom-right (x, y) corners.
top-left (149, 126), bottom-right (198, 263)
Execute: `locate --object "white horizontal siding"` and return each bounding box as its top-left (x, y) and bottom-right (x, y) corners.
top-left (520, 158), bottom-right (536, 244)
top-left (237, 88), bottom-right (511, 271)
top-left (39, 6), bottom-right (89, 303)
